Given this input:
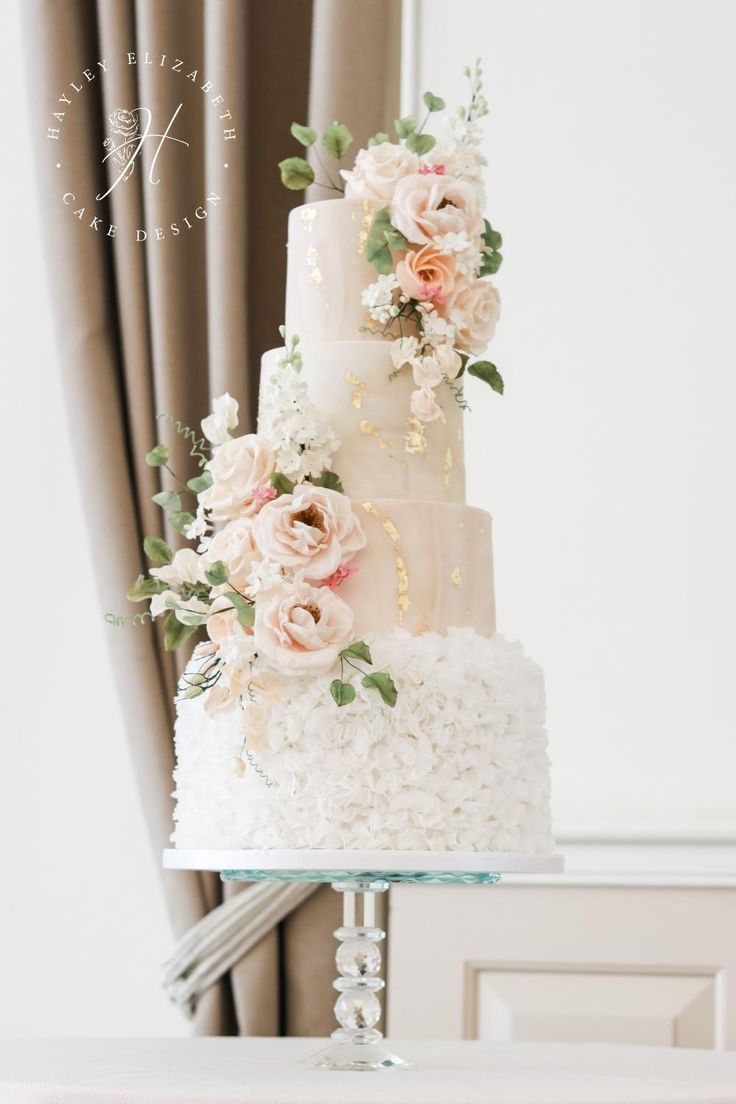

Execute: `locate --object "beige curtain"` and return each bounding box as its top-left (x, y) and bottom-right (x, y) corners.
top-left (22, 0), bottom-right (398, 1035)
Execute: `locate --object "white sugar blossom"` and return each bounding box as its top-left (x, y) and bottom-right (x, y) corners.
top-left (361, 273), bottom-right (399, 325)
top-left (259, 362), bottom-right (339, 483)
top-left (390, 336), bottom-right (420, 372)
top-left (217, 625), bottom-right (258, 672)
top-left (432, 230), bottom-right (480, 278)
top-left (184, 503), bottom-right (212, 550)
top-left (201, 392), bottom-right (239, 445)
top-left (419, 306), bottom-right (456, 348)
top-left (150, 547), bottom-right (205, 587)
top-left (245, 558), bottom-right (284, 597)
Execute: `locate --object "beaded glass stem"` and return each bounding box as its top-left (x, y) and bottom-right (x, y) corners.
top-left (221, 867), bottom-right (501, 1072)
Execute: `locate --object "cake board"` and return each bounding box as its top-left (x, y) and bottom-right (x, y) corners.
top-left (164, 848), bottom-right (564, 1070)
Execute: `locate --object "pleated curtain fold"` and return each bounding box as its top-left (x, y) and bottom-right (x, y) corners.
top-left (22, 0), bottom-right (398, 1035)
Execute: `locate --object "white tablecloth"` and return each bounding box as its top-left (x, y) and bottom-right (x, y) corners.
top-left (1, 1037), bottom-right (736, 1104)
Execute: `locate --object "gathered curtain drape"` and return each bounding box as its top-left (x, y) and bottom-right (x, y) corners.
top-left (23, 0), bottom-right (398, 1035)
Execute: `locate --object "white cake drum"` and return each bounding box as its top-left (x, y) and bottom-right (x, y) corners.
top-left (163, 848), bottom-right (564, 875)
top-left (260, 343), bottom-right (466, 504)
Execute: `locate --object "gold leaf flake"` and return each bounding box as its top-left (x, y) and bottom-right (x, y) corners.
top-left (360, 420), bottom-right (387, 448)
top-left (361, 502), bottom-right (410, 623)
top-left (306, 245), bottom-right (323, 285)
top-left (357, 201), bottom-right (373, 256)
top-left (450, 567), bottom-right (463, 588)
top-left (300, 206), bottom-right (317, 232)
top-left (346, 371), bottom-right (366, 409)
top-left (381, 518), bottom-right (401, 543)
top-left (405, 417), bottom-right (427, 456)
top-left (443, 446), bottom-right (453, 488)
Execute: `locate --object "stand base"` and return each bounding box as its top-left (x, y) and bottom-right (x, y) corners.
top-left (307, 1030), bottom-right (410, 1072)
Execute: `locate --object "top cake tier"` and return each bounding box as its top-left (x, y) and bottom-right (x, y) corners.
top-left (286, 198), bottom-right (398, 343)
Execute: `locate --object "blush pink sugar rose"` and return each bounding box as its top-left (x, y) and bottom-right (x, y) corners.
top-left (253, 484), bottom-right (366, 580)
top-left (254, 580), bottom-right (355, 675)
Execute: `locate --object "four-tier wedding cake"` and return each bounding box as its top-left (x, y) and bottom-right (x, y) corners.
top-left (130, 65), bottom-right (553, 857)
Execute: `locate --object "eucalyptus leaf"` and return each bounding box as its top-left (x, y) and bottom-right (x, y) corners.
top-left (270, 471), bottom-right (295, 495)
top-left (145, 444), bottom-right (169, 467)
top-left (170, 510), bottom-right (195, 534)
top-left (163, 610), bottom-right (198, 651)
top-left (175, 609), bottom-right (207, 626)
top-left (143, 535), bottom-right (173, 565)
top-left (187, 471), bottom-right (213, 494)
top-left (228, 591), bottom-right (255, 628)
top-left (318, 470), bottom-right (344, 493)
top-left (152, 490), bottom-right (181, 512)
top-left (340, 641), bottom-right (372, 665)
top-left (422, 91), bottom-right (446, 113)
top-left (204, 560), bottom-right (229, 586)
top-left (126, 574), bottom-right (165, 602)
top-left (330, 679), bottom-right (356, 707)
top-left (365, 238), bottom-right (393, 274)
top-left (322, 121), bottom-right (353, 159)
top-left (394, 114), bottom-right (417, 139)
top-left (479, 250), bottom-right (503, 277)
top-left (368, 131), bottom-right (390, 146)
top-left (468, 360), bottom-right (504, 395)
top-left (290, 121), bottom-right (317, 147)
top-left (383, 224), bottom-right (408, 251)
top-left (278, 156), bottom-right (315, 190)
top-left (361, 671), bottom-right (398, 707)
top-left (406, 132), bottom-right (436, 156)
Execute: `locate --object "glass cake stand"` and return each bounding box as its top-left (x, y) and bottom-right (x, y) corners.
top-left (164, 848), bottom-right (564, 1072)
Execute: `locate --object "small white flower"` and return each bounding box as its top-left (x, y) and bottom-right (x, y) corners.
top-left (361, 273), bottom-right (399, 325)
top-left (390, 336), bottom-right (420, 372)
top-left (419, 306), bottom-right (456, 347)
top-left (201, 392), bottom-right (239, 445)
top-left (259, 362), bottom-right (340, 483)
top-left (150, 547), bottom-right (205, 587)
top-left (245, 559), bottom-right (284, 597)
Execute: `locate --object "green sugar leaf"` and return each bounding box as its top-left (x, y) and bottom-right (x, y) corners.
top-left (270, 471), bottom-right (295, 496)
top-left (341, 641), bottom-right (372, 665)
top-left (169, 510), bottom-right (195, 534)
top-left (126, 574), bottom-right (166, 602)
top-left (227, 591), bottom-right (255, 628)
top-left (143, 535), bottom-right (173, 565)
top-left (394, 114), bottom-right (417, 139)
top-left (187, 471), bottom-right (213, 494)
top-left (368, 131), bottom-right (390, 146)
top-left (204, 560), bottom-right (229, 586)
top-left (422, 91), bottom-right (446, 113)
top-left (318, 470), bottom-right (344, 493)
top-left (290, 122), bottom-right (317, 147)
top-left (322, 121), bottom-right (353, 159)
top-left (468, 360), bottom-right (504, 395)
top-left (361, 671), bottom-right (398, 707)
top-left (330, 679), bottom-right (356, 707)
top-left (145, 444), bottom-right (169, 467)
top-left (405, 131), bottom-right (436, 156)
top-left (278, 156), bottom-right (315, 191)
top-left (152, 490), bottom-right (181, 512)
top-left (163, 610), bottom-right (198, 651)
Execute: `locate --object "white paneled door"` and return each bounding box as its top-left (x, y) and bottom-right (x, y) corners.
top-left (388, 882), bottom-right (734, 1047)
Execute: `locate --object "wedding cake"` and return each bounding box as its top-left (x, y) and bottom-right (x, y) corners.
top-left (131, 65), bottom-right (553, 856)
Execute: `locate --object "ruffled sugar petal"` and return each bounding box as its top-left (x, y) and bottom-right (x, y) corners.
top-left (172, 628), bottom-right (553, 854)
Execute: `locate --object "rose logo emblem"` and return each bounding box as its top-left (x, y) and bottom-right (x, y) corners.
top-left (102, 107), bottom-right (141, 183)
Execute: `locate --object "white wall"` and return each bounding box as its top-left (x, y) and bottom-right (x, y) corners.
top-left (0, 3), bottom-right (186, 1037)
top-left (410, 0), bottom-right (736, 837)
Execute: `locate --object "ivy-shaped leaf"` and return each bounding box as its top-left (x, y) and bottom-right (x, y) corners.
top-left (468, 360), bottom-right (504, 395)
top-left (322, 121), bottom-right (353, 159)
top-left (341, 641), bottom-right (373, 665)
top-left (330, 679), bottom-right (356, 707)
top-left (145, 444), bottom-right (169, 467)
top-left (422, 91), bottom-right (446, 112)
top-left (290, 122), bottom-right (317, 147)
top-left (170, 510), bottom-right (195, 534)
top-left (143, 536), bottom-right (173, 565)
top-left (204, 560), bottom-right (229, 586)
top-left (406, 132), bottom-right (436, 156)
top-left (152, 490), bottom-right (181, 513)
top-left (361, 671), bottom-right (398, 708)
top-left (394, 114), bottom-right (417, 139)
top-left (479, 219), bottom-right (503, 277)
top-left (187, 471), bottom-right (213, 494)
top-left (278, 156), bottom-right (315, 190)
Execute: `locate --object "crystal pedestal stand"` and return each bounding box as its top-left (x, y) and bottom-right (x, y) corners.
top-left (309, 878), bottom-right (405, 1071)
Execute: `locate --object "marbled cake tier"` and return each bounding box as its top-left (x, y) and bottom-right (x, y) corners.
top-left (259, 343), bottom-right (466, 503)
top-left (286, 198), bottom-right (410, 343)
top-left (173, 629), bottom-right (553, 853)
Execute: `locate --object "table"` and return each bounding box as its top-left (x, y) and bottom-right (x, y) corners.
top-left (2, 1037), bottom-right (736, 1104)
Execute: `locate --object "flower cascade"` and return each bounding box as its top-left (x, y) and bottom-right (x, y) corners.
top-left (124, 341), bottom-right (398, 778)
top-left (278, 59), bottom-right (504, 423)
